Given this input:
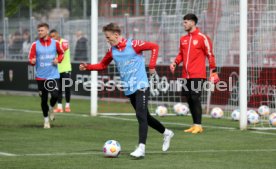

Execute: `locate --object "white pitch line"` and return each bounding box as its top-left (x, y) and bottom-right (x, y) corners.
top-left (250, 131), bottom-right (276, 135)
top-left (19, 152), bottom-right (101, 156)
top-left (0, 107), bottom-right (40, 113)
top-left (0, 152), bottom-right (16, 156)
top-left (100, 116), bottom-right (236, 130)
top-left (100, 116), bottom-right (276, 136)
top-left (0, 107), bottom-right (89, 117)
top-left (148, 149), bottom-right (276, 154)
top-left (2, 149), bottom-right (276, 157)
top-left (1, 107), bottom-right (276, 136)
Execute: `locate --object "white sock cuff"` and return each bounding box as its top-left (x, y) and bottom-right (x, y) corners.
top-left (44, 117), bottom-right (49, 123)
top-left (139, 143), bottom-right (145, 150)
top-left (164, 128), bottom-right (170, 135)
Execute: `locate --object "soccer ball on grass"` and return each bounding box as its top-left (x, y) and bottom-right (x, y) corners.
top-left (269, 113), bottom-right (276, 127)
top-left (258, 105), bottom-right (270, 116)
top-left (173, 103), bottom-right (189, 116)
top-left (210, 107), bottom-right (224, 118)
top-left (247, 110), bottom-right (260, 124)
top-left (103, 140), bottom-right (121, 157)
top-left (155, 105), bottom-right (168, 116)
top-left (231, 109), bottom-right (240, 121)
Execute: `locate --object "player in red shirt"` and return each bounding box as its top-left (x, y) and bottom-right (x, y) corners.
top-left (80, 37), bottom-right (158, 71)
top-left (80, 23), bottom-right (174, 158)
top-left (28, 23), bottom-right (64, 129)
top-left (170, 14), bottom-right (220, 134)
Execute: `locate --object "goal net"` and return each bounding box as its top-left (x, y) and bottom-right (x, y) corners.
top-left (93, 0), bottom-right (276, 129)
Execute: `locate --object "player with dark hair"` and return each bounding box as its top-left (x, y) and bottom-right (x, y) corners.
top-left (79, 22), bottom-right (174, 158)
top-left (170, 13), bottom-right (220, 134)
top-left (50, 29), bottom-right (72, 113)
top-left (28, 23), bottom-right (64, 128)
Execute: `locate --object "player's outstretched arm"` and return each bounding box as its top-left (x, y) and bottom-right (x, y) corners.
top-left (79, 49), bottom-right (113, 71)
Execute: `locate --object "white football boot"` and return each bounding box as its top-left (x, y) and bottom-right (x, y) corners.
top-left (44, 122), bottom-right (51, 129)
top-left (162, 129), bottom-right (174, 151)
top-left (130, 144), bottom-right (145, 158)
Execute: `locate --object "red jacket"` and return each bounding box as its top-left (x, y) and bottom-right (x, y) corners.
top-left (86, 38), bottom-right (159, 70)
top-left (174, 28), bottom-right (216, 79)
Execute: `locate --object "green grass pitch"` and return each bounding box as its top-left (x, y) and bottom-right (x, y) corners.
top-left (0, 94), bottom-right (276, 169)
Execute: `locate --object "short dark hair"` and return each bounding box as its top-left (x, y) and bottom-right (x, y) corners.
top-left (37, 23), bottom-right (49, 29)
top-left (49, 29), bottom-right (58, 34)
top-left (102, 23), bottom-right (121, 35)
top-left (183, 13), bottom-right (198, 25)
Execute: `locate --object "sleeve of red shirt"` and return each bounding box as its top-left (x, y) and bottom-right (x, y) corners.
top-left (61, 40), bottom-right (69, 51)
top-left (175, 39), bottom-right (183, 65)
top-left (55, 41), bottom-right (64, 63)
top-left (86, 49), bottom-right (113, 71)
top-left (28, 42), bottom-right (36, 66)
top-left (204, 36), bottom-right (216, 70)
top-left (132, 40), bottom-right (159, 69)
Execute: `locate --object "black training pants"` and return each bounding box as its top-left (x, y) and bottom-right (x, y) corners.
top-left (57, 72), bottom-right (71, 103)
top-left (37, 79), bottom-right (60, 117)
top-left (181, 78), bottom-right (204, 124)
top-left (128, 88), bottom-right (165, 144)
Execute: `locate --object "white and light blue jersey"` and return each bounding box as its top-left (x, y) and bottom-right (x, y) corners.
top-left (35, 39), bottom-right (60, 79)
top-left (112, 39), bottom-right (149, 95)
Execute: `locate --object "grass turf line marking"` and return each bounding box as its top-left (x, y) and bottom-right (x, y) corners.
top-left (1, 107), bottom-right (276, 136)
top-left (2, 149), bottom-right (276, 157)
top-left (0, 107), bottom-right (234, 130)
top-left (101, 116), bottom-right (236, 130)
top-left (0, 152), bottom-right (16, 156)
top-left (100, 116), bottom-right (276, 136)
